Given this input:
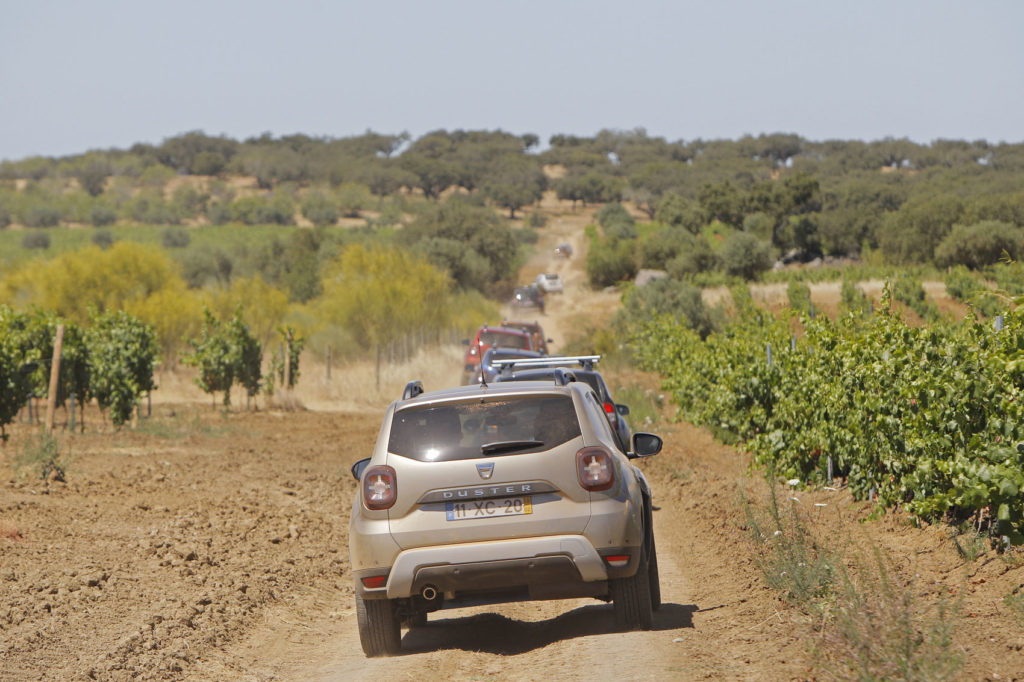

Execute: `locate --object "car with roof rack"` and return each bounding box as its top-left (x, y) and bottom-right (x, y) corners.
top-left (472, 347), bottom-right (546, 385)
top-left (461, 325), bottom-right (536, 384)
top-left (493, 355), bottom-right (632, 453)
top-left (348, 375), bottom-right (664, 656)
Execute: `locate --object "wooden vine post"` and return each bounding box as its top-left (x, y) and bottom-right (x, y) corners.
top-left (44, 324), bottom-right (64, 434)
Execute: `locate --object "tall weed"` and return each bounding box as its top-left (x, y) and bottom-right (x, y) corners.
top-left (14, 432), bottom-right (70, 481)
top-left (820, 549), bottom-right (963, 681)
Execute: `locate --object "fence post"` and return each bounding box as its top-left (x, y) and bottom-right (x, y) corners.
top-left (995, 315), bottom-right (1004, 332)
top-left (766, 343), bottom-right (773, 368)
top-left (326, 344), bottom-right (331, 381)
top-left (44, 324), bottom-right (64, 435)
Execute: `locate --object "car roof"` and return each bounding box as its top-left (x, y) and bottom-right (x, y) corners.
top-left (477, 325), bottom-right (529, 337)
top-left (483, 348), bottom-right (544, 361)
top-left (395, 379), bottom-right (583, 410)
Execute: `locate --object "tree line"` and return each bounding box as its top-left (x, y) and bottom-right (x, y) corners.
top-left (2, 129), bottom-right (1023, 274)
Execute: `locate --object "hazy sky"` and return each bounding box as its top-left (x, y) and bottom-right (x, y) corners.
top-left (2, 0), bottom-right (1021, 162)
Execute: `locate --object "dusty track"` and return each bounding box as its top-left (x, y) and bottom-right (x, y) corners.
top-left (3, 201), bottom-right (1023, 680)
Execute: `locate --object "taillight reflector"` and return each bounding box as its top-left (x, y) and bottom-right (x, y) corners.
top-left (361, 575), bottom-right (388, 589)
top-left (363, 465), bottom-right (397, 510)
top-left (604, 554), bottom-right (630, 567)
top-left (576, 447), bottom-right (615, 492)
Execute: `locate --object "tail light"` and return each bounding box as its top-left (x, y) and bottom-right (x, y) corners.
top-left (603, 554), bottom-right (630, 568)
top-left (603, 401), bottom-right (615, 414)
top-left (361, 574), bottom-right (388, 589)
top-left (576, 447), bottom-right (615, 491)
top-left (362, 465), bottom-right (397, 510)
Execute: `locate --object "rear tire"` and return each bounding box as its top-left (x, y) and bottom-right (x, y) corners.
top-left (610, 542), bottom-right (654, 630)
top-left (355, 593), bottom-right (401, 657)
top-left (648, 530), bottom-right (662, 611)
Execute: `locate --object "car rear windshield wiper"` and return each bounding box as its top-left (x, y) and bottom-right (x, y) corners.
top-left (481, 440), bottom-right (544, 456)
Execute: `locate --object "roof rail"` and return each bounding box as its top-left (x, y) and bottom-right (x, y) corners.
top-left (490, 355), bottom-right (601, 372)
top-left (402, 380), bottom-right (424, 400)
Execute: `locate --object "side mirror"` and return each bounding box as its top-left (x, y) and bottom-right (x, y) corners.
top-left (351, 457), bottom-right (371, 481)
top-left (629, 433), bottom-right (662, 458)
top-left (616, 404), bottom-right (630, 416)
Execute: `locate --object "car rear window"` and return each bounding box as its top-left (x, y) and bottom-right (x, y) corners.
top-left (388, 396), bottom-right (581, 462)
top-left (479, 331), bottom-right (531, 350)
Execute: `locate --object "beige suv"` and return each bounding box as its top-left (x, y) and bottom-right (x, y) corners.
top-left (348, 376), bottom-right (663, 656)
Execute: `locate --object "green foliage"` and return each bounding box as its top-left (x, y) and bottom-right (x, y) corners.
top-left (586, 235), bottom-right (637, 287)
top-left (91, 229), bottom-right (115, 249)
top-left (840, 279), bottom-right (872, 316)
top-left (934, 220), bottom-right (1024, 269)
top-left (893, 275), bottom-right (940, 321)
top-left (481, 155), bottom-right (545, 218)
top-left (655, 193), bottom-right (706, 235)
top-left (89, 203), bottom-right (117, 227)
top-left (629, 298), bottom-right (1024, 544)
top-left (85, 309), bottom-right (158, 425)
top-left (22, 231), bottom-right (50, 249)
top-left (406, 196), bottom-right (518, 293)
top-left (230, 194), bottom-right (295, 225)
top-left (184, 308), bottom-right (262, 407)
top-left (944, 266), bottom-right (1003, 318)
top-left (23, 205), bottom-right (61, 228)
top-left (161, 226), bottom-right (191, 248)
top-left (300, 190), bottom-right (340, 226)
top-left (617, 278), bottom-right (720, 339)
top-left (316, 244), bottom-right (452, 380)
top-left (787, 281), bottom-right (812, 314)
top-left (719, 231), bottom-right (773, 280)
top-left (0, 308), bottom-right (40, 440)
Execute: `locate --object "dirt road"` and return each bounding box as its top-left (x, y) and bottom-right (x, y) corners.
top-left (3, 202), bottom-right (1023, 680)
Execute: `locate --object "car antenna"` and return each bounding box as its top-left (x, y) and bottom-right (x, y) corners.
top-left (477, 335), bottom-right (487, 387)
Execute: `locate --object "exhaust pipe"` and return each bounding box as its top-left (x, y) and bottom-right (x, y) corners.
top-left (421, 584), bottom-right (439, 601)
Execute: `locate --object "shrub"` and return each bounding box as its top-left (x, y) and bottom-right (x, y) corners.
top-left (787, 281), bottom-right (812, 313)
top-left (22, 231), bottom-right (51, 249)
top-left (526, 211), bottom-right (547, 228)
top-left (85, 310), bottom-right (159, 426)
top-left (206, 200), bottom-right (233, 225)
top-left (300, 191), bottom-right (340, 226)
top-left (89, 204), bottom-right (117, 227)
top-left (91, 229), bottom-right (115, 249)
top-left (618, 277), bottom-right (720, 339)
top-left (161, 226), bottom-right (191, 248)
top-left (14, 433), bottom-right (70, 481)
top-left (0, 205), bottom-right (11, 228)
top-left (719, 231), bottom-right (772, 280)
top-left (666, 235), bottom-right (720, 278)
top-left (935, 220), bottom-right (1024, 269)
top-left (22, 205), bottom-right (61, 228)
top-left (586, 237), bottom-right (637, 287)
top-left (596, 202), bottom-right (635, 230)
top-left (655, 193), bottom-right (706, 235)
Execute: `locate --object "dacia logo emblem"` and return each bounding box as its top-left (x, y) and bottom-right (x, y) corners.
top-left (476, 463), bottom-right (494, 479)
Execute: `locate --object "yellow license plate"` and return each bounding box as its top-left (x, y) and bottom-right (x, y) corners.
top-left (445, 496), bottom-right (532, 521)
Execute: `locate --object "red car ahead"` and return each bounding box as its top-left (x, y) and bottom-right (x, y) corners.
top-left (461, 325), bottom-right (535, 384)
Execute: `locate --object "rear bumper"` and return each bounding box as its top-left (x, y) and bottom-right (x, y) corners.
top-left (361, 535), bottom-right (611, 600)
